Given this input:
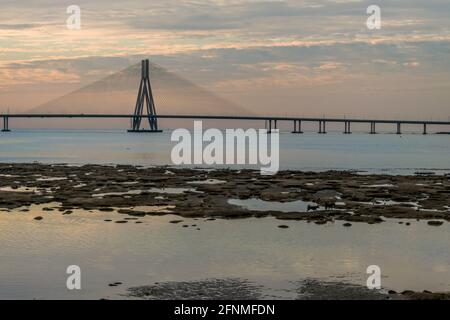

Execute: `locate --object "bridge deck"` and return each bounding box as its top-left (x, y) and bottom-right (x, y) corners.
top-left (0, 114), bottom-right (449, 126)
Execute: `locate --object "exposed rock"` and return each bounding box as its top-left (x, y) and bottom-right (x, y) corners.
top-left (0, 163), bottom-right (449, 226)
top-left (428, 221), bottom-right (444, 226)
top-left (343, 223), bottom-right (352, 227)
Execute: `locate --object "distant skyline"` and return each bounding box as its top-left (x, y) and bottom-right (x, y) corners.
top-left (1, 0), bottom-right (450, 120)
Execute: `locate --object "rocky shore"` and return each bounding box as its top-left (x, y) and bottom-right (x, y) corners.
top-left (0, 163), bottom-right (449, 225)
top-left (126, 278), bottom-right (450, 300)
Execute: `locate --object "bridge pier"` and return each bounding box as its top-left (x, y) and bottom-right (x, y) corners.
top-left (423, 123), bottom-right (427, 135)
top-left (318, 121), bottom-right (327, 134)
top-left (2, 116), bottom-right (10, 132)
top-left (370, 122), bottom-right (377, 134)
top-left (292, 120), bottom-right (303, 134)
top-left (267, 119), bottom-right (278, 134)
top-left (396, 122), bottom-right (402, 135)
top-left (128, 59), bottom-right (162, 133)
top-left (344, 121), bottom-right (352, 134)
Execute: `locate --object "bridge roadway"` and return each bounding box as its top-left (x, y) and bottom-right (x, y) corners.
top-left (1, 114), bottom-right (449, 134)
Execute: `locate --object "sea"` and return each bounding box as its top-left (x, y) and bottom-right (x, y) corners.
top-left (0, 129), bottom-right (449, 299)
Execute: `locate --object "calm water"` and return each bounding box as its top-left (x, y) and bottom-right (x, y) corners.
top-left (0, 129), bottom-right (449, 174)
top-left (0, 129), bottom-right (449, 299)
top-left (0, 205), bottom-right (449, 300)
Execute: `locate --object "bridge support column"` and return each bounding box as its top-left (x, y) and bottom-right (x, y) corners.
top-left (344, 121), bottom-right (352, 134)
top-left (128, 59), bottom-right (162, 133)
top-left (423, 123), bottom-right (427, 135)
top-left (2, 116), bottom-right (10, 132)
top-left (318, 121), bottom-right (327, 134)
top-left (370, 122), bottom-right (377, 134)
top-left (396, 123), bottom-right (401, 135)
top-left (292, 120), bottom-right (303, 134)
top-left (267, 119), bottom-right (277, 134)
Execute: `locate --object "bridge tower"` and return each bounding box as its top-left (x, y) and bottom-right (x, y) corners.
top-left (128, 59), bottom-right (162, 132)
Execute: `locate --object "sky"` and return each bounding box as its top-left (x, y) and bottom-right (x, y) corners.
top-left (1, 0), bottom-right (450, 120)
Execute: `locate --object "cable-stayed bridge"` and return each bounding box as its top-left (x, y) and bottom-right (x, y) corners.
top-left (1, 60), bottom-right (449, 134)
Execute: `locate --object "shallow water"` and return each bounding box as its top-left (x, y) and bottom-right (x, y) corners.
top-left (1, 129), bottom-right (449, 299)
top-left (0, 205), bottom-right (449, 299)
top-left (228, 198), bottom-right (321, 212)
top-left (0, 129), bottom-right (450, 174)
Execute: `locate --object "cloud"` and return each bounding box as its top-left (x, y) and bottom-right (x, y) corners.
top-left (1, 0), bottom-right (450, 118)
top-left (0, 23), bottom-right (37, 30)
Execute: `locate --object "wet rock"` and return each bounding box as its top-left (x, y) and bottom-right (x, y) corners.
top-left (307, 205), bottom-right (320, 212)
top-left (118, 209), bottom-right (147, 217)
top-left (401, 290), bottom-right (415, 295)
top-left (296, 279), bottom-right (392, 300)
top-left (343, 223), bottom-right (352, 227)
top-left (388, 290), bottom-right (397, 295)
top-left (108, 282), bottom-right (122, 287)
top-left (2, 163), bottom-right (449, 226)
top-left (128, 279), bottom-right (263, 300)
top-left (427, 221), bottom-right (444, 226)
top-left (401, 290), bottom-right (450, 300)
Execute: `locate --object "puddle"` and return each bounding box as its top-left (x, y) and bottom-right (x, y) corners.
top-left (148, 187), bottom-right (199, 194)
top-left (365, 184), bottom-right (396, 188)
top-left (93, 190), bottom-right (143, 198)
top-left (36, 177), bottom-right (67, 182)
top-left (187, 179), bottom-right (227, 185)
top-left (125, 205), bottom-right (176, 213)
top-left (358, 200), bottom-right (419, 207)
top-left (93, 187), bottom-right (200, 198)
top-left (73, 183), bottom-right (87, 188)
top-left (228, 198), bottom-right (322, 213)
top-left (0, 186), bottom-right (40, 193)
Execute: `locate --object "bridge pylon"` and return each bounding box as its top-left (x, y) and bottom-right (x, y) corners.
top-left (128, 59), bottom-right (162, 133)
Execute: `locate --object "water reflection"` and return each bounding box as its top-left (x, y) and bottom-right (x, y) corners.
top-left (228, 198), bottom-right (321, 212)
top-left (0, 205), bottom-right (449, 299)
